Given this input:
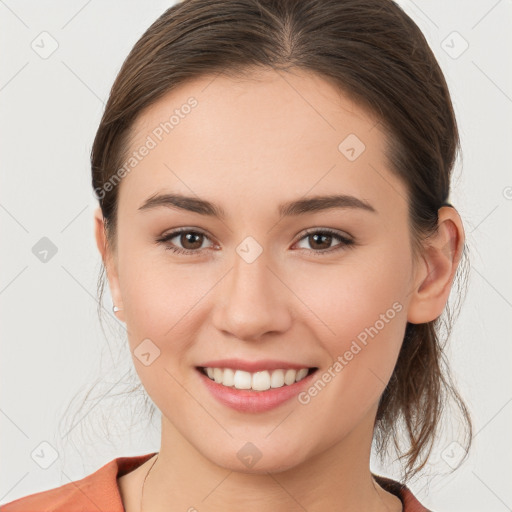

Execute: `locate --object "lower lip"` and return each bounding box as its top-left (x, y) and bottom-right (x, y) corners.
top-left (197, 368), bottom-right (317, 413)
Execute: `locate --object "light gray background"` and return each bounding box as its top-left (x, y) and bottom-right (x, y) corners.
top-left (1, 1), bottom-right (511, 510)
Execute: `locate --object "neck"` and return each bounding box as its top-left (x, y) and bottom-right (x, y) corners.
top-left (142, 406), bottom-right (402, 512)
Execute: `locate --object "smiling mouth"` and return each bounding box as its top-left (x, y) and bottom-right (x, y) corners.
top-left (197, 366), bottom-right (318, 392)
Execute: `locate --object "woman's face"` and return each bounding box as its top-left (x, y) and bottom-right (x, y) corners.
top-left (99, 68), bottom-right (422, 472)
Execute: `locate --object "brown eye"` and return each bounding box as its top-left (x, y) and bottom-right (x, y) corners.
top-left (308, 232), bottom-right (334, 250)
top-left (156, 229), bottom-right (214, 255)
top-left (295, 229), bottom-right (355, 256)
top-left (179, 232), bottom-right (204, 250)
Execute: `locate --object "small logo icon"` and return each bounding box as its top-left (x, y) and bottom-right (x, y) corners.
top-left (31, 31), bottom-right (59, 59)
top-left (503, 186), bottom-right (512, 200)
top-left (32, 237), bottom-right (58, 263)
top-left (31, 441), bottom-right (59, 469)
top-left (338, 134), bottom-right (366, 161)
top-left (236, 236), bottom-right (263, 264)
top-left (237, 442), bottom-right (263, 468)
top-left (441, 31), bottom-right (469, 59)
top-left (134, 338), bottom-right (161, 366)
top-left (441, 440), bottom-right (466, 469)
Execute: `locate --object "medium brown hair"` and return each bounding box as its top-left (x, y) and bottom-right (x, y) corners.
top-left (90, 0), bottom-right (472, 482)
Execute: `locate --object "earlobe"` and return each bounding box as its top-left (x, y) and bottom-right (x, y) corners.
top-left (407, 207), bottom-right (464, 324)
top-left (93, 207), bottom-right (125, 321)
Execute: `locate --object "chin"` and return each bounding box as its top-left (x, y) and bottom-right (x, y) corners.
top-left (202, 441), bottom-right (309, 475)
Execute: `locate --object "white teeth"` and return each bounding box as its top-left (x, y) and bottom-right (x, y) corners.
top-left (222, 368), bottom-right (235, 387)
top-left (202, 367), bottom-right (312, 391)
top-left (284, 369), bottom-right (297, 385)
top-left (233, 370), bottom-right (252, 389)
top-left (252, 371), bottom-right (271, 391)
top-left (213, 367), bottom-right (223, 383)
top-left (270, 369), bottom-right (285, 388)
top-left (296, 368), bottom-right (308, 381)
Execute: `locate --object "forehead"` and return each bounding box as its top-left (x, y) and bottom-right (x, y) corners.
top-left (129, 67), bottom-right (380, 154)
top-left (118, 68), bottom-right (407, 218)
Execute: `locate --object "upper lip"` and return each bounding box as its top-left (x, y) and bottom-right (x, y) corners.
top-left (198, 358), bottom-right (316, 373)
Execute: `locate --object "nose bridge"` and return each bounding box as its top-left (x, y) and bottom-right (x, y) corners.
top-left (212, 239), bottom-right (291, 340)
top-left (231, 242), bottom-right (272, 299)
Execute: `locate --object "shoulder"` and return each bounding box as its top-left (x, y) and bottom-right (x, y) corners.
top-left (0, 453), bottom-right (157, 512)
top-left (373, 474), bottom-right (434, 512)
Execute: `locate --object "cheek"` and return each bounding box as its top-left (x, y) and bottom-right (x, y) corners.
top-left (294, 247), bottom-right (411, 408)
top-left (121, 269), bottom-right (195, 335)
top-left (117, 245), bottom-right (219, 363)
top-left (295, 241), bottom-right (411, 339)
top-left (118, 236), bottom-right (191, 340)
top-left (117, 261), bottom-right (209, 412)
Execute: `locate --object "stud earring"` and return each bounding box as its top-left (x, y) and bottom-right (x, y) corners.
top-left (113, 305), bottom-right (123, 313)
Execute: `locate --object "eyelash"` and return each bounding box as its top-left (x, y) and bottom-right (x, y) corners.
top-left (156, 228), bottom-right (355, 257)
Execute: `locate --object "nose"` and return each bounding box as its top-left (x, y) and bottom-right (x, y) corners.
top-left (211, 248), bottom-right (293, 342)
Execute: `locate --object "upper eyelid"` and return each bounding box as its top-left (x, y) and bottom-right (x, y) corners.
top-left (299, 227), bottom-right (353, 240)
top-left (158, 227), bottom-right (215, 243)
top-left (158, 227), bottom-right (353, 248)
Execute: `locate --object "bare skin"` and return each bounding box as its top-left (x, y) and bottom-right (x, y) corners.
top-left (95, 67), bottom-right (464, 512)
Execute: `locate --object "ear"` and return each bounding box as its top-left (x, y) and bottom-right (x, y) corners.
top-left (94, 207), bottom-right (125, 322)
top-left (407, 206), bottom-right (465, 324)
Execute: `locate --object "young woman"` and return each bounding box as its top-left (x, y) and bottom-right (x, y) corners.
top-left (3, 0), bottom-right (472, 510)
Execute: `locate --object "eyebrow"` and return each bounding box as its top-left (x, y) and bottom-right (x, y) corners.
top-left (138, 192), bottom-right (377, 218)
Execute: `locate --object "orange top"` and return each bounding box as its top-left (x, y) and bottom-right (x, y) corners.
top-left (1, 452), bottom-right (432, 511)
